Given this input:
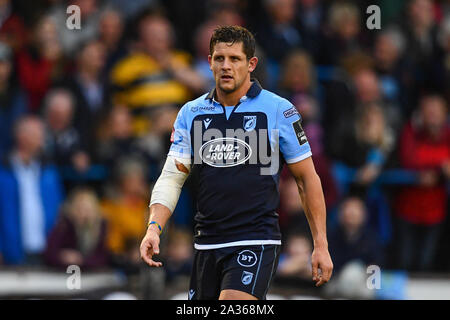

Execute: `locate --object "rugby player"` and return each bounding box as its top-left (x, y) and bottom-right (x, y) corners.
top-left (140, 26), bottom-right (333, 300)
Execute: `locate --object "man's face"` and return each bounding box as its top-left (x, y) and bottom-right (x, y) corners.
top-left (421, 97), bottom-right (447, 131)
top-left (339, 198), bottom-right (366, 232)
top-left (208, 42), bottom-right (257, 95)
top-left (47, 94), bottom-right (73, 132)
top-left (374, 34), bottom-right (399, 67)
top-left (141, 18), bottom-right (172, 57)
top-left (79, 41), bottom-right (106, 73)
top-left (353, 70), bottom-right (380, 103)
top-left (16, 119), bottom-right (44, 155)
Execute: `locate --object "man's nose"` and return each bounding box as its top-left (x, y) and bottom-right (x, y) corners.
top-left (221, 58), bottom-right (231, 70)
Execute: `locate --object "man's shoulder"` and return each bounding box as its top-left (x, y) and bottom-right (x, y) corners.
top-left (0, 154), bottom-right (13, 171)
top-left (0, 157), bottom-right (14, 184)
top-left (257, 89), bottom-right (292, 107)
top-left (254, 89), bottom-right (294, 115)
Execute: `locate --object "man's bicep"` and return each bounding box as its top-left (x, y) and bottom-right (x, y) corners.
top-left (168, 104), bottom-right (193, 159)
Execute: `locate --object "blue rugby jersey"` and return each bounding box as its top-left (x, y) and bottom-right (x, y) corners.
top-left (168, 80), bottom-right (312, 249)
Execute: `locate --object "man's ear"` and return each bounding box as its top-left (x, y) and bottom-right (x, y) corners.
top-left (208, 55), bottom-right (212, 70)
top-left (248, 56), bottom-right (258, 73)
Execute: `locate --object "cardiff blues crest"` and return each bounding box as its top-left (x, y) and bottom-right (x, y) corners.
top-left (241, 271), bottom-right (254, 285)
top-left (243, 115), bottom-right (257, 132)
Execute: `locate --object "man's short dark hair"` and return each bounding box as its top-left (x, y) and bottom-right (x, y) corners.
top-left (209, 26), bottom-right (256, 60)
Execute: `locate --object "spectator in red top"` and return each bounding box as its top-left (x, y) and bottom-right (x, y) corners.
top-left (395, 94), bottom-right (450, 271)
top-left (16, 15), bottom-right (64, 112)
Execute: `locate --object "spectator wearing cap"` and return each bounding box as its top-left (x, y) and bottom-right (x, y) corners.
top-left (0, 41), bottom-right (28, 157)
top-left (0, 116), bottom-right (64, 265)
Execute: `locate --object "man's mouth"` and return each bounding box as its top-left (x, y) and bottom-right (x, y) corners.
top-left (221, 75), bottom-right (233, 80)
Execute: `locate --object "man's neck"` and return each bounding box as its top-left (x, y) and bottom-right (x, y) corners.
top-left (78, 68), bottom-right (98, 84)
top-left (14, 149), bottom-right (35, 166)
top-left (215, 79), bottom-right (252, 106)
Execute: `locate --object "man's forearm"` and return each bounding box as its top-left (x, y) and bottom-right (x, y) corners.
top-left (147, 155), bottom-right (191, 233)
top-left (289, 159), bottom-right (333, 286)
top-left (296, 172), bottom-right (328, 248)
top-left (147, 203), bottom-right (172, 234)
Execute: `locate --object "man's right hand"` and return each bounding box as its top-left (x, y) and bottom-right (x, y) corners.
top-left (140, 227), bottom-right (163, 267)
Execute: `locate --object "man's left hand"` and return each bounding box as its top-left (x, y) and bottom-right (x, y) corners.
top-left (311, 246), bottom-right (333, 287)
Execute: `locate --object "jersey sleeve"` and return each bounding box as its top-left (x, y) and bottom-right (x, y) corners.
top-left (168, 104), bottom-right (193, 159)
top-left (277, 100), bottom-right (312, 163)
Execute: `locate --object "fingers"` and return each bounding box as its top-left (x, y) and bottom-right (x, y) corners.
top-left (146, 257), bottom-right (163, 268)
top-left (140, 247), bottom-right (163, 267)
top-left (140, 237), bottom-right (162, 267)
top-left (315, 274), bottom-right (326, 287)
top-left (322, 264), bottom-right (333, 283)
top-left (311, 249), bottom-right (333, 287)
top-left (311, 260), bottom-right (319, 282)
top-left (314, 263), bottom-right (333, 287)
top-left (152, 240), bottom-right (160, 255)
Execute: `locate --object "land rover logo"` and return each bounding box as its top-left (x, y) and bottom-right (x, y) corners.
top-left (199, 137), bottom-right (252, 167)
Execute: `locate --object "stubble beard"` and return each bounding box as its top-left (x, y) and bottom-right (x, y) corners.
top-left (217, 77), bottom-right (243, 94)
top-left (218, 82), bottom-right (236, 94)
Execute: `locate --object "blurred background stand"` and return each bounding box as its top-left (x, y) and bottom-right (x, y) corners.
top-left (0, 266), bottom-right (128, 299)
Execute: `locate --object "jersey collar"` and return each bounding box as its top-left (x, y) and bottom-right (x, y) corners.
top-left (205, 78), bottom-right (263, 101)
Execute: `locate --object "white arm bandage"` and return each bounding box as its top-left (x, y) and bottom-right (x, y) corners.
top-left (149, 155), bottom-right (192, 213)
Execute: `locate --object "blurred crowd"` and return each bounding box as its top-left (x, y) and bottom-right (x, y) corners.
top-left (0, 0), bottom-right (449, 299)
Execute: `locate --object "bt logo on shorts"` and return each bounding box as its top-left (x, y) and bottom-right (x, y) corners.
top-left (237, 250), bottom-right (258, 267)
